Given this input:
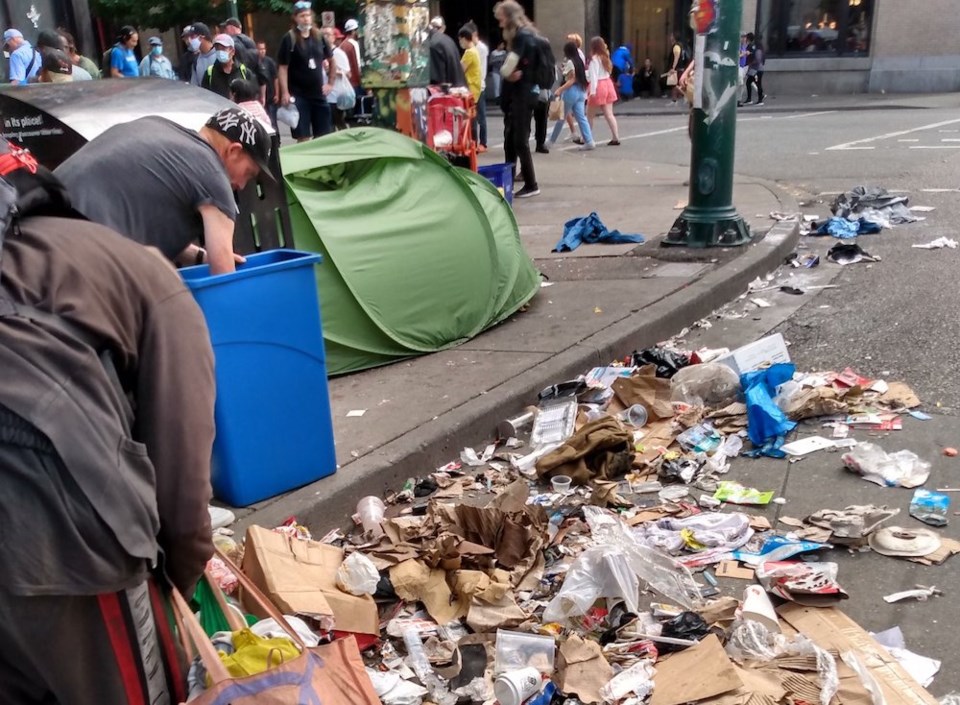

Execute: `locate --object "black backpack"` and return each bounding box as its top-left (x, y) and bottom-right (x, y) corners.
top-left (525, 32), bottom-right (556, 90)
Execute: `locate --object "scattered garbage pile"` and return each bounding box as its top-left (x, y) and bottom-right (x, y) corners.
top-left (199, 328), bottom-right (958, 703)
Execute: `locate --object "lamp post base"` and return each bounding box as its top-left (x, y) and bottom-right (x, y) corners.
top-left (663, 210), bottom-right (752, 248)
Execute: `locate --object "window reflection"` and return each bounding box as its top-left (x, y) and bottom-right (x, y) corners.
top-left (758, 0), bottom-right (872, 57)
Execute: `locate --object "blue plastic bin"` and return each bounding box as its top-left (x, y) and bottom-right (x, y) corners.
top-left (478, 163), bottom-right (514, 204)
top-left (180, 250), bottom-right (336, 506)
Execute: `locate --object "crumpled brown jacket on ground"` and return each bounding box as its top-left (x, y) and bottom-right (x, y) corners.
top-left (536, 417), bottom-right (635, 485)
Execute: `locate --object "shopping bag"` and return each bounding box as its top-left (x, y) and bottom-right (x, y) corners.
top-left (665, 70), bottom-right (678, 87)
top-left (173, 550), bottom-right (381, 705)
top-left (548, 97), bottom-right (563, 121)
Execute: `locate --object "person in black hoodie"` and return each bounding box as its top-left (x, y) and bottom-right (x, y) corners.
top-left (427, 16), bottom-right (465, 87)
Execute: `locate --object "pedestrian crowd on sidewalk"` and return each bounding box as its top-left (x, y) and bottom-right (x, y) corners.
top-left (2, 1), bottom-right (369, 140)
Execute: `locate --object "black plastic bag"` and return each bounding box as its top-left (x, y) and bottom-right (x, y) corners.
top-left (658, 611), bottom-right (710, 653)
top-left (629, 347), bottom-right (690, 379)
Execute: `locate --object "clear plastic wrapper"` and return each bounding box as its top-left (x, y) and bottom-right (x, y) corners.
top-left (670, 363), bottom-right (742, 408)
top-left (842, 443), bottom-right (931, 488)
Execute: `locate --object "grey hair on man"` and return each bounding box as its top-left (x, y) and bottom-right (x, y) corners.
top-left (493, 0), bottom-right (531, 45)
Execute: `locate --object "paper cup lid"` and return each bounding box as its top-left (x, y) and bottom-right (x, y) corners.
top-left (868, 526), bottom-right (941, 557)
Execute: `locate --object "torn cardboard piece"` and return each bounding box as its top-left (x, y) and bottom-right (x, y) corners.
top-left (716, 561), bottom-right (756, 580)
top-left (242, 525), bottom-right (380, 635)
top-left (650, 634), bottom-right (743, 705)
top-left (777, 604), bottom-right (940, 705)
top-left (389, 559), bottom-right (467, 625)
top-left (556, 634), bottom-right (614, 705)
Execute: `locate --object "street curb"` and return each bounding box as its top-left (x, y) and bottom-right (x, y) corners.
top-left (237, 194), bottom-right (801, 532)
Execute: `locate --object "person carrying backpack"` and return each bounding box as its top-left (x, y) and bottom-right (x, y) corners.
top-left (494, 0), bottom-right (542, 198)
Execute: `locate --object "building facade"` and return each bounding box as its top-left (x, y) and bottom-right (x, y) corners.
top-left (441, 0), bottom-right (960, 95)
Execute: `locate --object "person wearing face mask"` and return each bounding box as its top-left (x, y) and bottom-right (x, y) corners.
top-left (108, 26), bottom-right (140, 78)
top-left (277, 0), bottom-right (337, 141)
top-left (201, 34), bottom-right (251, 98)
top-left (138, 36), bottom-right (175, 79)
top-left (55, 107), bottom-right (273, 276)
top-left (181, 22), bottom-right (216, 87)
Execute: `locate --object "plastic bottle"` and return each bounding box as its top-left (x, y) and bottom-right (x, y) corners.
top-left (402, 626), bottom-right (457, 705)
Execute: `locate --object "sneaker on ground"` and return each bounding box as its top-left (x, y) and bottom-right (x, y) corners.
top-left (578, 142), bottom-right (596, 151)
top-left (756, 99), bottom-right (765, 105)
top-left (515, 185), bottom-right (540, 198)
top-left (536, 145), bottom-right (550, 154)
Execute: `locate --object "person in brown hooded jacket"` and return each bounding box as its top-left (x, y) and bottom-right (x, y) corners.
top-left (0, 140), bottom-right (215, 704)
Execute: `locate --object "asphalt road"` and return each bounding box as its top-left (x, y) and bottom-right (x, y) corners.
top-left (503, 94), bottom-right (960, 691)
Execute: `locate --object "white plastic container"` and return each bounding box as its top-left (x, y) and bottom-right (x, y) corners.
top-left (356, 496), bottom-right (386, 536)
top-left (494, 667), bottom-right (542, 705)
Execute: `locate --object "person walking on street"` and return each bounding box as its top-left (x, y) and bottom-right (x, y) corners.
top-left (258, 41), bottom-right (280, 129)
top-left (466, 22), bottom-right (489, 152)
top-left (546, 41), bottom-right (594, 150)
top-left (56, 107), bottom-right (272, 275)
top-left (340, 19), bottom-right (364, 103)
top-left (745, 32), bottom-right (765, 105)
top-left (201, 34), bottom-right (251, 99)
top-left (0, 141), bottom-right (216, 705)
top-left (459, 25), bottom-right (483, 146)
top-left (183, 23), bottom-right (216, 87)
top-left (108, 26), bottom-right (140, 78)
top-left (561, 33), bottom-right (585, 141)
top-left (58, 29), bottom-right (101, 79)
top-left (4, 29), bottom-right (40, 84)
top-left (495, 0), bottom-right (540, 199)
top-left (36, 30), bottom-right (90, 80)
top-left (586, 36), bottom-right (620, 146)
top-left (139, 36), bottom-right (176, 79)
top-left (666, 32), bottom-right (687, 103)
top-left (427, 16), bottom-right (465, 87)
top-left (322, 27), bottom-right (352, 131)
top-left (38, 48), bottom-right (73, 83)
top-left (278, 1), bottom-right (336, 141)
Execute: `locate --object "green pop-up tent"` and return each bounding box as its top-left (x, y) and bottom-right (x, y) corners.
top-left (280, 128), bottom-right (540, 375)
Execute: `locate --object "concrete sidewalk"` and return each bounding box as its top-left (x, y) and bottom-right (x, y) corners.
top-left (237, 143), bottom-right (799, 528)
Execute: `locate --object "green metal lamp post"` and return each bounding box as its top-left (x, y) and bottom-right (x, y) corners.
top-left (663, 0), bottom-right (751, 248)
top-left (227, 0), bottom-right (240, 20)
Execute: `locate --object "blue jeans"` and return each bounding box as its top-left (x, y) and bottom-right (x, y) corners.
top-left (549, 84), bottom-right (593, 145)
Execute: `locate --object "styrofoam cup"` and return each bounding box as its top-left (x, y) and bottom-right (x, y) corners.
top-left (494, 667), bottom-right (542, 705)
top-left (741, 585), bottom-right (781, 633)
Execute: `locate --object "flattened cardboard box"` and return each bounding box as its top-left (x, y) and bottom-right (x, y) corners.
top-left (242, 525), bottom-right (380, 636)
top-left (777, 604), bottom-right (938, 705)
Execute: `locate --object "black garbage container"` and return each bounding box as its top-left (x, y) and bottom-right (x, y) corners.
top-left (0, 79), bottom-right (291, 254)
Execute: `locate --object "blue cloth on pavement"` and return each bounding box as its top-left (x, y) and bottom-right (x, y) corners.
top-left (554, 212), bottom-right (645, 252)
top-left (814, 216), bottom-right (882, 238)
top-left (742, 363), bottom-right (797, 458)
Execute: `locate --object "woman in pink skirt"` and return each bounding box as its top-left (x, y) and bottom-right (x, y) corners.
top-left (586, 36), bottom-right (621, 146)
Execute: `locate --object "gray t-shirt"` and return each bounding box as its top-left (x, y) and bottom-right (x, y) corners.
top-left (55, 116), bottom-right (237, 260)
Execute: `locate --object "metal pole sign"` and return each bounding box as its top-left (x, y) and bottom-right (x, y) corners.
top-left (663, 0), bottom-right (751, 248)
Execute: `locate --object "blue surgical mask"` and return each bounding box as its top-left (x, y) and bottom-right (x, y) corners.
top-left (187, 36), bottom-right (201, 52)
top-left (151, 46), bottom-right (162, 56)
top-left (216, 49), bottom-right (230, 63)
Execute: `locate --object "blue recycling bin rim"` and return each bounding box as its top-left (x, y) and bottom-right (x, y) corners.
top-left (180, 249), bottom-right (323, 290)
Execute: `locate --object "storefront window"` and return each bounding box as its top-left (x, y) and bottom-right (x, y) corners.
top-left (757, 0), bottom-right (872, 58)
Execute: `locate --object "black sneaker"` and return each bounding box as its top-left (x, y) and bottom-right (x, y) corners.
top-left (756, 99), bottom-right (765, 106)
top-left (536, 145), bottom-right (550, 154)
top-left (515, 185), bottom-right (540, 199)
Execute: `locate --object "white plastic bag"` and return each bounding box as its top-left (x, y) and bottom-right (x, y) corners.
top-left (842, 443), bottom-right (931, 488)
top-left (336, 551), bottom-right (380, 596)
top-left (277, 101), bottom-right (300, 128)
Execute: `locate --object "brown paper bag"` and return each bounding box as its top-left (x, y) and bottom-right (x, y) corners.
top-left (242, 525), bottom-right (380, 636)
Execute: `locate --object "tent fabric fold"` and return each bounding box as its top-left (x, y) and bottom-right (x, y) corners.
top-left (281, 128), bottom-right (540, 375)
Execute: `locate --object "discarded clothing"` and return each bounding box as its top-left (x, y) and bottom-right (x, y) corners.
top-left (632, 512), bottom-right (754, 555)
top-left (553, 212), bottom-right (645, 252)
top-left (813, 216), bottom-right (881, 239)
top-left (831, 186), bottom-right (918, 225)
top-left (536, 416), bottom-right (634, 485)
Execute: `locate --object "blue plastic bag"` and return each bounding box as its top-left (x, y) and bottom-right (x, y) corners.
top-left (741, 363), bottom-right (797, 458)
